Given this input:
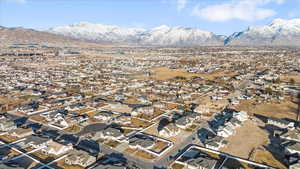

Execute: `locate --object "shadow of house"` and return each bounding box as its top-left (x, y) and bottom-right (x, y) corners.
top-left (76, 122), bottom-right (107, 137)
top-left (93, 153), bottom-right (129, 169)
top-left (254, 114), bottom-right (269, 123)
top-left (57, 134), bottom-right (80, 145)
top-left (26, 122), bottom-right (42, 132)
top-left (197, 127), bottom-right (216, 144)
top-left (76, 139), bottom-right (100, 156)
top-left (221, 158), bottom-right (246, 169)
top-left (170, 113), bottom-right (183, 121)
top-left (8, 155), bottom-right (35, 169)
top-left (157, 117), bottom-right (170, 132)
top-left (40, 129), bottom-right (61, 139)
top-left (258, 125), bottom-right (289, 168)
top-left (13, 117), bottom-right (28, 127)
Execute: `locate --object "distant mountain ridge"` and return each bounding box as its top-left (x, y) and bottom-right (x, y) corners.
top-left (2, 18), bottom-right (300, 47)
top-left (225, 18), bottom-right (300, 46)
top-left (49, 21), bottom-right (225, 46)
top-left (0, 26), bottom-right (110, 47)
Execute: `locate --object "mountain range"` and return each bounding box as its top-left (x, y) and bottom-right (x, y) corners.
top-left (2, 18), bottom-right (300, 47)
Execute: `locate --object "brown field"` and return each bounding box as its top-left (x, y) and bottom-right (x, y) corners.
top-left (104, 140), bottom-right (120, 148)
top-left (7, 149), bottom-right (21, 158)
top-left (63, 125), bottom-right (82, 134)
top-left (165, 103), bottom-right (179, 110)
top-left (123, 148), bottom-right (137, 154)
top-left (151, 140), bottom-right (169, 152)
top-left (253, 148), bottom-right (287, 169)
top-left (236, 100), bottom-right (298, 119)
top-left (0, 135), bottom-right (18, 143)
top-left (138, 108), bottom-right (164, 120)
top-left (131, 118), bottom-right (152, 128)
top-left (31, 151), bottom-right (56, 163)
top-left (30, 115), bottom-right (47, 123)
top-left (87, 117), bottom-right (102, 123)
top-left (123, 97), bottom-right (139, 104)
top-left (136, 67), bottom-right (237, 81)
top-left (281, 74), bottom-right (300, 83)
top-left (149, 67), bottom-right (200, 80)
top-left (170, 162), bottom-right (184, 169)
top-left (220, 120), bottom-right (269, 159)
top-left (75, 108), bottom-right (93, 114)
top-left (135, 150), bottom-right (156, 160)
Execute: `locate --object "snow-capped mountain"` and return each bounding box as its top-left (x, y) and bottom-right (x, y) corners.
top-left (49, 22), bottom-right (145, 43)
top-left (49, 22), bottom-right (224, 46)
top-left (46, 18), bottom-right (300, 46)
top-left (225, 18), bottom-right (300, 46)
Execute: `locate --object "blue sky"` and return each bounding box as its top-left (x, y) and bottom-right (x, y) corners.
top-left (1, 0), bottom-right (300, 35)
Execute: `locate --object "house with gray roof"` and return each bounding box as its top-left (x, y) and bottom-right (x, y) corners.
top-left (177, 148), bottom-right (218, 169)
top-left (128, 134), bottom-right (155, 150)
top-left (95, 127), bottom-right (124, 141)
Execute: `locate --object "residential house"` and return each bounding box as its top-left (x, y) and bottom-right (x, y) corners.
top-left (10, 128), bottom-right (34, 138)
top-left (65, 149), bottom-right (96, 168)
top-left (268, 117), bottom-right (295, 130)
top-left (0, 121), bottom-right (17, 132)
top-left (205, 136), bottom-right (227, 150)
top-left (132, 106), bottom-right (154, 117)
top-left (158, 123), bottom-right (180, 137)
top-left (233, 111), bottom-right (248, 122)
top-left (194, 105), bottom-right (210, 115)
top-left (175, 116), bottom-right (193, 129)
top-left (94, 111), bottom-right (113, 121)
top-left (42, 140), bottom-right (73, 156)
top-left (128, 134), bottom-right (155, 150)
top-left (217, 125), bottom-right (235, 138)
top-left (99, 127), bottom-right (124, 141)
top-left (20, 135), bottom-right (49, 149)
top-left (177, 148), bottom-right (218, 169)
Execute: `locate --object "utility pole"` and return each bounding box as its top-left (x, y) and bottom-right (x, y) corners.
top-left (297, 93), bottom-right (300, 123)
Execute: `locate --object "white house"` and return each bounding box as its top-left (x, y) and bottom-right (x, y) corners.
top-left (233, 111), bottom-right (248, 122)
top-left (158, 123), bottom-right (180, 137)
top-left (42, 140), bottom-right (73, 156)
top-left (267, 117), bottom-right (294, 130)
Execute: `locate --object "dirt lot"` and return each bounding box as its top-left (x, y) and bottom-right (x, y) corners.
top-left (149, 67), bottom-right (200, 80)
top-left (236, 100), bottom-right (298, 119)
top-left (253, 148), bottom-right (287, 169)
top-left (281, 74), bottom-right (300, 83)
top-left (220, 120), bottom-right (269, 159)
top-left (142, 67), bottom-right (237, 81)
top-left (131, 118), bottom-right (153, 128)
top-left (63, 125), bottom-right (82, 134)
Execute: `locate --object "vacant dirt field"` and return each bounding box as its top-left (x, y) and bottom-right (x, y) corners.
top-left (281, 74), bottom-right (300, 83)
top-left (220, 120), bottom-right (269, 159)
top-left (150, 67), bottom-right (200, 80)
top-left (254, 148), bottom-right (287, 169)
top-left (236, 100), bottom-right (298, 120)
top-left (146, 67), bottom-right (237, 81)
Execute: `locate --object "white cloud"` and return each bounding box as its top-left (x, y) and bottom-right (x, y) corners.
top-left (177, 0), bottom-right (188, 11)
top-left (1, 0), bottom-right (26, 4)
top-left (192, 0), bottom-right (278, 22)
